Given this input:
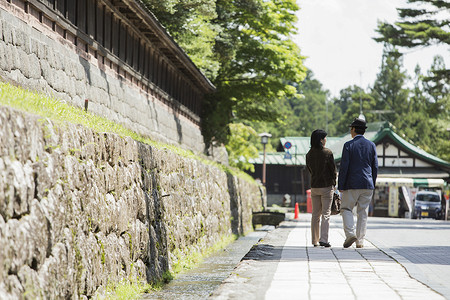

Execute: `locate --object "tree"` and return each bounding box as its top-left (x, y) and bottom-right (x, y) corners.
top-left (143, 1), bottom-right (307, 149)
top-left (333, 86), bottom-right (376, 135)
top-left (371, 46), bottom-right (417, 134)
top-left (374, 0), bottom-right (450, 83)
top-left (142, 0), bottom-right (220, 79)
top-left (422, 55), bottom-right (450, 117)
top-left (371, 46), bottom-right (410, 120)
top-left (409, 62), bottom-right (450, 161)
top-left (371, 45), bottom-right (449, 161)
top-left (290, 70), bottom-right (338, 136)
top-left (245, 70), bottom-right (338, 150)
top-left (374, 0), bottom-right (450, 47)
top-left (225, 123), bottom-right (259, 171)
top-left (203, 0), bottom-right (307, 147)
top-left (334, 86), bottom-right (362, 115)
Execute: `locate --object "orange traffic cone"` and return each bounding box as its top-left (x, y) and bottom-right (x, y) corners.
top-left (294, 202), bottom-right (299, 219)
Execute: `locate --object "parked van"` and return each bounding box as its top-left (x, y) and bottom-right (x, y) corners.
top-left (413, 191), bottom-right (442, 219)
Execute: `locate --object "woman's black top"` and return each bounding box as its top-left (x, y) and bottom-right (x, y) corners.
top-left (306, 147), bottom-right (336, 188)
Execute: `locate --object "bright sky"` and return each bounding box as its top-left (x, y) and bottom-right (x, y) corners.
top-left (294, 0), bottom-right (449, 97)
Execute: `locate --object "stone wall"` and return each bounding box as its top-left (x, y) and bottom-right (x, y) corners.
top-left (0, 106), bottom-right (263, 299)
top-left (0, 4), bottom-right (206, 154)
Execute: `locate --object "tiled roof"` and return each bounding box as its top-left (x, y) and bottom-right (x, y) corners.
top-left (372, 126), bottom-right (450, 168)
top-left (250, 151), bottom-right (306, 165)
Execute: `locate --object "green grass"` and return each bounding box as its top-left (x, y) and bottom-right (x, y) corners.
top-left (171, 233), bottom-right (237, 275)
top-left (0, 81), bottom-right (256, 183)
top-left (100, 279), bottom-right (152, 300)
top-left (0, 82), bottom-right (161, 148)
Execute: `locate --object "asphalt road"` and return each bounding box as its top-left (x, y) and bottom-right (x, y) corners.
top-left (332, 216), bottom-right (450, 298)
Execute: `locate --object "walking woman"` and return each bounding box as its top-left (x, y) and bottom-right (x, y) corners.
top-left (306, 129), bottom-right (337, 247)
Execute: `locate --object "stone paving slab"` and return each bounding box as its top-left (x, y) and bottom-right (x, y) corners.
top-left (211, 215), bottom-right (446, 300)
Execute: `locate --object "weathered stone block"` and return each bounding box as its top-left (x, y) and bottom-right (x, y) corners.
top-left (27, 53), bottom-right (41, 80)
top-left (2, 21), bottom-right (13, 45)
top-left (0, 41), bottom-right (7, 72)
top-left (0, 19), bottom-right (3, 41)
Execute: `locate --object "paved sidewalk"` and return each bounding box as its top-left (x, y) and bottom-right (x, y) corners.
top-left (210, 214), bottom-right (445, 300)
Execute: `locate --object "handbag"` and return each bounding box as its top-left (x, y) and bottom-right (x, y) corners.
top-left (331, 190), bottom-right (341, 215)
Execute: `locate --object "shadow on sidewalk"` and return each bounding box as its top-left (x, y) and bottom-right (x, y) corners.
top-left (242, 243), bottom-right (396, 263)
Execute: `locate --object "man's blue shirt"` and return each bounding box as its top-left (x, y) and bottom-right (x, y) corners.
top-left (338, 135), bottom-right (378, 190)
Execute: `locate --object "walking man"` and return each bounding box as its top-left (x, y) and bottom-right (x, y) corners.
top-left (338, 118), bottom-right (378, 248)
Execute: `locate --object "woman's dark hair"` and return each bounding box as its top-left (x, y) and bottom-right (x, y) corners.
top-left (310, 129), bottom-right (327, 149)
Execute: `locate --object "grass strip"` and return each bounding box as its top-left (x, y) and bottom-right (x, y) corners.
top-left (0, 82), bottom-right (255, 182)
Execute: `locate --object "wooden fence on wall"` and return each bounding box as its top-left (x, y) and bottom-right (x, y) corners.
top-left (6, 0), bottom-right (214, 124)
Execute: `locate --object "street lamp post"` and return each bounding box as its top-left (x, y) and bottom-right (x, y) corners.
top-left (259, 132), bottom-right (272, 186)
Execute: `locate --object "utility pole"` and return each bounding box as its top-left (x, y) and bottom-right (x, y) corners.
top-left (359, 71), bottom-right (365, 120)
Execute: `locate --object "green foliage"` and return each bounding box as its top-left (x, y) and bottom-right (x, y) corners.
top-left (374, 0), bottom-right (450, 84)
top-left (328, 41), bottom-right (449, 162)
top-left (146, 0), bottom-right (307, 147)
top-left (248, 70), bottom-right (339, 150)
top-left (225, 123), bottom-right (259, 172)
top-left (0, 82), bottom-right (145, 145)
top-left (370, 46), bottom-right (432, 145)
top-left (422, 55), bottom-right (450, 116)
top-left (349, 45), bottom-right (450, 162)
top-left (98, 240), bottom-right (106, 265)
top-left (333, 86), bottom-right (377, 134)
top-left (432, 119), bottom-right (450, 162)
top-left (102, 279), bottom-right (152, 300)
top-left (171, 248), bottom-right (203, 275)
top-left (142, 0), bottom-right (219, 79)
top-left (143, 0), bottom-right (449, 163)
top-left (375, 0), bottom-right (450, 47)
top-left (291, 71), bottom-right (340, 136)
top-left (212, 0), bottom-right (306, 125)
top-left (372, 1), bottom-right (450, 161)
top-left (371, 46), bottom-right (410, 116)
top-left (405, 59), bottom-right (450, 161)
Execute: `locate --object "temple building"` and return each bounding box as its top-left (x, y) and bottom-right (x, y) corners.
top-left (250, 122), bottom-right (450, 217)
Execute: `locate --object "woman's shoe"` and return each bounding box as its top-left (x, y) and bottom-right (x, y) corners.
top-left (319, 242), bottom-right (331, 247)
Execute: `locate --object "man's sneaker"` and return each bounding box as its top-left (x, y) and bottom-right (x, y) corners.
top-left (319, 242), bottom-right (331, 248)
top-left (356, 244), bottom-right (364, 248)
top-left (343, 236), bottom-right (357, 248)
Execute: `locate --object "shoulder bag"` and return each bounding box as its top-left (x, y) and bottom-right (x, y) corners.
top-left (331, 190), bottom-right (341, 215)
